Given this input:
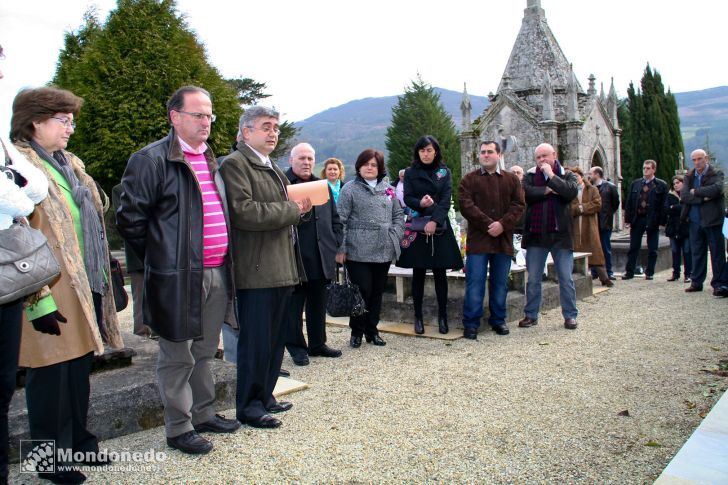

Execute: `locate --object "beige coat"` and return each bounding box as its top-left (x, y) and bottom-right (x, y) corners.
top-left (570, 181), bottom-right (605, 267)
top-left (15, 143), bottom-right (123, 368)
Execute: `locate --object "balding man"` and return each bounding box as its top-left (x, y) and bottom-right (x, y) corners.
top-left (520, 143), bottom-right (579, 330)
top-left (284, 143), bottom-right (343, 365)
top-left (680, 149), bottom-right (725, 294)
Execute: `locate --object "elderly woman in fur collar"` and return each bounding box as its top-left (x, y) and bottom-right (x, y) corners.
top-left (10, 86), bottom-right (122, 484)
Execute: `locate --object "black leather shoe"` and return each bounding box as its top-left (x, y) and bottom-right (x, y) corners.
top-left (518, 317), bottom-right (538, 328)
top-left (166, 430), bottom-right (213, 454)
top-left (365, 334), bottom-right (386, 346)
top-left (609, 275), bottom-right (617, 281)
top-left (622, 273), bottom-right (634, 280)
top-left (308, 344), bottom-right (342, 358)
top-left (715, 287), bottom-right (728, 298)
top-left (350, 335), bottom-right (362, 348)
top-left (414, 318), bottom-right (425, 335)
top-left (463, 328), bottom-right (477, 340)
top-left (438, 316), bottom-right (449, 334)
top-left (279, 368), bottom-right (290, 377)
top-left (268, 401), bottom-right (293, 414)
top-left (685, 285), bottom-right (703, 293)
top-left (194, 413), bottom-right (241, 433)
top-left (645, 275), bottom-right (654, 280)
top-left (241, 414), bottom-right (281, 429)
top-left (38, 470), bottom-right (87, 484)
top-left (564, 318), bottom-right (577, 330)
top-left (291, 353), bottom-right (310, 366)
top-left (492, 324), bottom-right (510, 335)
top-left (667, 274), bottom-right (679, 282)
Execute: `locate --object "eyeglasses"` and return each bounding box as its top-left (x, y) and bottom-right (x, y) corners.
top-left (176, 110), bottom-right (216, 122)
top-left (50, 117), bottom-right (76, 129)
top-left (248, 125), bottom-right (281, 136)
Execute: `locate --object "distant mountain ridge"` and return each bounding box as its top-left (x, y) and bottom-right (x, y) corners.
top-left (287, 86), bottom-right (728, 176)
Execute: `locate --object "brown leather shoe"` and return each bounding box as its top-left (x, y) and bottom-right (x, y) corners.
top-left (564, 318), bottom-right (577, 329)
top-left (518, 317), bottom-right (538, 328)
top-left (685, 285), bottom-right (703, 293)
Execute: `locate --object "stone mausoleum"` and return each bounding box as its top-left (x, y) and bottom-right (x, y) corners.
top-left (460, 0), bottom-right (623, 229)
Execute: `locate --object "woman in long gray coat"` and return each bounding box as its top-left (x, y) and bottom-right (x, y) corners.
top-left (335, 149), bottom-right (405, 348)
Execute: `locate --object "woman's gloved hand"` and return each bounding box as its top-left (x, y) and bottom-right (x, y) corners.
top-left (31, 311), bottom-right (67, 335)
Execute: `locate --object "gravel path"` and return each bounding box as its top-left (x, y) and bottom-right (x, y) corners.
top-left (9, 267), bottom-right (728, 484)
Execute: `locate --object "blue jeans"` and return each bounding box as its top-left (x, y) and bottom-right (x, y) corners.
top-left (669, 237), bottom-right (692, 278)
top-left (600, 229), bottom-right (613, 276)
top-left (625, 216), bottom-right (660, 276)
top-left (462, 253), bottom-right (512, 329)
top-left (524, 246), bottom-right (578, 320)
top-left (688, 222), bottom-right (726, 289)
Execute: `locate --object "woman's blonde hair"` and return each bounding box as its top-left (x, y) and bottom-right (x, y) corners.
top-left (320, 157), bottom-right (345, 181)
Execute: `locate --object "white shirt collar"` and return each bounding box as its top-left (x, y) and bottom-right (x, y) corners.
top-left (246, 143), bottom-right (271, 166)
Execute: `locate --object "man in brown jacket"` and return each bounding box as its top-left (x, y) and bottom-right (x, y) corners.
top-left (459, 141), bottom-right (525, 339)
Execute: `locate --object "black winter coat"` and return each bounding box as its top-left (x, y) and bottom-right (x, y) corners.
top-left (116, 130), bottom-right (237, 341)
top-left (595, 181), bottom-right (620, 231)
top-left (664, 192), bottom-right (689, 239)
top-left (396, 163), bottom-right (463, 270)
top-left (625, 177), bottom-right (668, 230)
top-left (680, 164), bottom-right (725, 228)
top-left (522, 164), bottom-right (579, 250)
top-left (285, 170), bottom-right (343, 280)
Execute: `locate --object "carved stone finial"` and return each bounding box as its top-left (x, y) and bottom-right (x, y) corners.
top-left (460, 82), bottom-right (472, 130)
top-left (587, 74), bottom-right (596, 96)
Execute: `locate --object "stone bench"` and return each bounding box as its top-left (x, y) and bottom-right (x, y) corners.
top-left (388, 251), bottom-right (591, 301)
top-left (381, 252), bottom-right (593, 327)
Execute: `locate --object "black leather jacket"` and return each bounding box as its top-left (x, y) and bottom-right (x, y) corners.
top-left (116, 129), bottom-right (236, 341)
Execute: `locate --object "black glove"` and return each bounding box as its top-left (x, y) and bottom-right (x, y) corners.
top-left (31, 311), bottom-right (68, 336)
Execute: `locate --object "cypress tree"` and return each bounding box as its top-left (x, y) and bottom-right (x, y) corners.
top-left (385, 76), bottom-right (461, 206)
top-left (619, 65), bottom-right (684, 195)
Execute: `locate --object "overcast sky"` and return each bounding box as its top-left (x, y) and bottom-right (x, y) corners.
top-left (1, 0), bottom-right (726, 137)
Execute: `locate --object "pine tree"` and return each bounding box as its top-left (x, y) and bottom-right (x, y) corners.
top-left (385, 76), bottom-right (461, 206)
top-left (53, 0), bottom-right (291, 193)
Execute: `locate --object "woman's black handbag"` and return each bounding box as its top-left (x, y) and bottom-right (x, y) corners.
top-left (109, 257), bottom-right (128, 312)
top-left (326, 266), bottom-right (366, 317)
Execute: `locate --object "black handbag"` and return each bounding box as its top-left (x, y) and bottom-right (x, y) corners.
top-left (325, 266), bottom-right (366, 317)
top-left (109, 257), bottom-right (128, 312)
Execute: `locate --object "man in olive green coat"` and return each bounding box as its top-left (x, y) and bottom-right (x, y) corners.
top-left (220, 106), bottom-right (311, 429)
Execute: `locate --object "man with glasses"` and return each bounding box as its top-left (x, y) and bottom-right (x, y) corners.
top-left (117, 86), bottom-right (240, 455)
top-left (680, 149), bottom-right (725, 293)
top-left (622, 159), bottom-right (668, 280)
top-left (220, 106), bottom-right (311, 429)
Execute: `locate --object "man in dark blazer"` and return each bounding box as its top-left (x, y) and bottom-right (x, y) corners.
top-left (284, 143), bottom-right (343, 365)
top-left (681, 149), bottom-right (725, 293)
top-left (622, 159), bottom-right (668, 280)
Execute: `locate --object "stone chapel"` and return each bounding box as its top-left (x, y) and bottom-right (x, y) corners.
top-left (460, 0), bottom-right (623, 210)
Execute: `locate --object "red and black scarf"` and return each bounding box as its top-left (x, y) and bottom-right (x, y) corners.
top-left (529, 161), bottom-right (562, 234)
